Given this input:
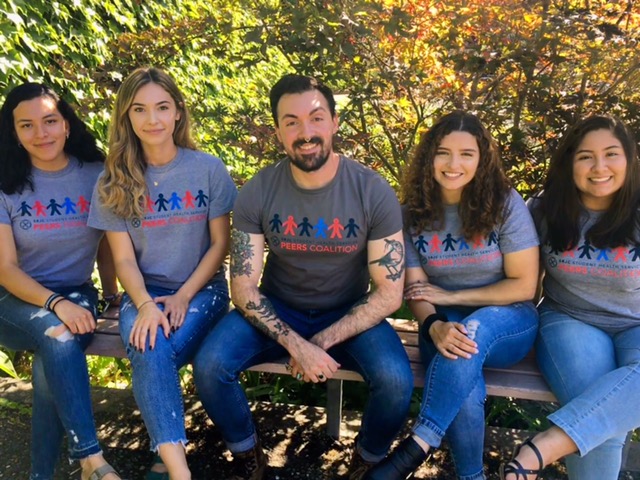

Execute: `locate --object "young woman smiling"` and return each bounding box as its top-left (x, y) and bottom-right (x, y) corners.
top-left (0, 83), bottom-right (120, 480)
top-left (366, 111), bottom-right (540, 480)
top-left (89, 67), bottom-right (236, 480)
top-left (502, 115), bottom-right (640, 480)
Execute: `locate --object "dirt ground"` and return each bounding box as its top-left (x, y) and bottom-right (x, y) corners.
top-left (0, 378), bottom-right (638, 480)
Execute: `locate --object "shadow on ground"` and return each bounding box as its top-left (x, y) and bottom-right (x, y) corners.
top-left (0, 378), bottom-right (637, 479)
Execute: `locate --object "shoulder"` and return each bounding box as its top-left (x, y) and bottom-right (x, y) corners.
top-left (180, 148), bottom-right (224, 169)
top-left (340, 156), bottom-right (394, 191)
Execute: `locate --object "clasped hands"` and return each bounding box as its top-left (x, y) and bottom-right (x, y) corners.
top-left (285, 337), bottom-right (340, 383)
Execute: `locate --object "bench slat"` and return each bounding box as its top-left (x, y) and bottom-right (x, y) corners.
top-left (85, 313), bottom-right (558, 439)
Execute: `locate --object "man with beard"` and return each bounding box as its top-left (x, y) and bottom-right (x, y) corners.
top-left (193, 74), bottom-right (413, 480)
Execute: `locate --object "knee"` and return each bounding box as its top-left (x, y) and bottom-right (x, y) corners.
top-left (193, 344), bottom-right (236, 388)
top-left (369, 361), bottom-right (414, 403)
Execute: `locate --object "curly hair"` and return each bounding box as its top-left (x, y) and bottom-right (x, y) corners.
top-left (0, 83), bottom-right (104, 195)
top-left (97, 67), bottom-right (196, 219)
top-left (403, 111), bottom-right (511, 239)
top-left (539, 115), bottom-right (640, 250)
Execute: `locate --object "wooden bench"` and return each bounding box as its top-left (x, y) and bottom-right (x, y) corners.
top-left (90, 309), bottom-right (638, 470)
top-left (88, 308), bottom-right (556, 439)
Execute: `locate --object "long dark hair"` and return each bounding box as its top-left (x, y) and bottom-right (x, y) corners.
top-left (0, 83), bottom-right (104, 194)
top-left (540, 115), bottom-right (640, 250)
top-left (403, 110), bottom-right (511, 239)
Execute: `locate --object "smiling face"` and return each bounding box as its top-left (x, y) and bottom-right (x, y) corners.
top-left (127, 82), bottom-right (181, 153)
top-left (572, 128), bottom-right (627, 211)
top-left (274, 89), bottom-right (338, 173)
top-left (432, 131), bottom-right (480, 204)
top-left (13, 95), bottom-right (69, 171)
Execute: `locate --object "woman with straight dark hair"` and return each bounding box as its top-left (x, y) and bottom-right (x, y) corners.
top-left (501, 115), bottom-right (640, 479)
top-left (366, 111), bottom-right (540, 480)
top-left (0, 83), bottom-right (120, 479)
top-left (89, 67), bottom-right (236, 480)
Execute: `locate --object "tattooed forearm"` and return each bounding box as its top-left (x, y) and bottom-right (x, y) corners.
top-left (241, 297), bottom-right (291, 340)
top-left (230, 229), bottom-right (254, 278)
top-left (369, 238), bottom-right (405, 281)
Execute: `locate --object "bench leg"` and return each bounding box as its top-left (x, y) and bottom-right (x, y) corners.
top-left (326, 378), bottom-right (343, 439)
top-left (622, 430), bottom-right (634, 470)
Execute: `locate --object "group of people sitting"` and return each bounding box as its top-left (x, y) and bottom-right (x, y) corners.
top-left (0, 68), bottom-right (637, 480)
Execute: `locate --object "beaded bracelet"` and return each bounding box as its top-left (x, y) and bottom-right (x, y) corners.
top-left (44, 293), bottom-right (63, 312)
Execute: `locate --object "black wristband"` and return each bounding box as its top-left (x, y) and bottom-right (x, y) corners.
top-left (420, 313), bottom-right (448, 341)
top-left (44, 293), bottom-right (63, 311)
top-left (49, 296), bottom-right (66, 312)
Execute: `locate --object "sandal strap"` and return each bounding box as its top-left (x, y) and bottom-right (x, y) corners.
top-left (522, 439), bottom-right (544, 472)
top-left (503, 459), bottom-right (530, 480)
top-left (87, 464), bottom-right (119, 480)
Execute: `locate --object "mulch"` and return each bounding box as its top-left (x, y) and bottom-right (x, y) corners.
top-left (1, 378), bottom-right (637, 479)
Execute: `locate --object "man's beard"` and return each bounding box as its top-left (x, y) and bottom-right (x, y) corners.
top-left (287, 136), bottom-right (331, 173)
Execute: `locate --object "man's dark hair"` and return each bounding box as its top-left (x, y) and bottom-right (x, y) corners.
top-left (269, 74), bottom-right (336, 126)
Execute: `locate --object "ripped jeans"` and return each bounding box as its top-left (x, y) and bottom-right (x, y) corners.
top-left (0, 284), bottom-right (100, 480)
top-left (119, 281), bottom-right (229, 451)
top-left (415, 302), bottom-right (538, 480)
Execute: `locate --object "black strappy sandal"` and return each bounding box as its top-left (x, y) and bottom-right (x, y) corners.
top-left (499, 438), bottom-right (544, 480)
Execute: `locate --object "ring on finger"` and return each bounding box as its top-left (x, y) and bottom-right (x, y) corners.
top-left (296, 373), bottom-right (303, 381)
top-left (318, 374), bottom-right (325, 381)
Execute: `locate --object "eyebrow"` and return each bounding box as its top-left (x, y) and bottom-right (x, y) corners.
top-left (15, 113), bottom-right (59, 124)
top-left (575, 145), bottom-right (622, 154)
top-left (130, 100), bottom-right (172, 107)
top-left (280, 106), bottom-right (328, 120)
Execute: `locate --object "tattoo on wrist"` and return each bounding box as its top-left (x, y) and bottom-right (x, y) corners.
top-left (369, 238), bottom-right (405, 281)
top-left (230, 229), bottom-right (255, 278)
top-left (242, 297), bottom-right (290, 340)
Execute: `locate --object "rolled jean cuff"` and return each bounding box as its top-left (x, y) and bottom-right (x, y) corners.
top-left (69, 442), bottom-right (102, 461)
top-left (548, 415), bottom-right (589, 456)
top-left (357, 443), bottom-right (386, 463)
top-left (412, 418), bottom-right (445, 449)
top-left (226, 432), bottom-right (257, 454)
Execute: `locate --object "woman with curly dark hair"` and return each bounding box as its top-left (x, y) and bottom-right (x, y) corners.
top-left (365, 111), bottom-right (540, 480)
top-left (0, 83), bottom-right (120, 479)
top-left (501, 116), bottom-right (640, 480)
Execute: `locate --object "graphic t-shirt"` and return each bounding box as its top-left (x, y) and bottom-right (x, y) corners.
top-left (405, 189), bottom-right (539, 290)
top-left (233, 156), bottom-right (402, 311)
top-left (0, 157), bottom-right (104, 289)
top-left (88, 148), bottom-right (237, 290)
top-left (530, 197), bottom-right (640, 332)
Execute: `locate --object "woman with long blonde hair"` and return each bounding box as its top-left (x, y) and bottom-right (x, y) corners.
top-left (89, 67), bottom-right (237, 480)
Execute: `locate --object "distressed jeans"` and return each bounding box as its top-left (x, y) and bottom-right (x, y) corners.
top-left (536, 301), bottom-right (640, 480)
top-left (415, 302), bottom-right (538, 480)
top-left (0, 284), bottom-right (100, 480)
top-left (119, 281), bottom-right (229, 451)
top-left (193, 294), bottom-right (414, 462)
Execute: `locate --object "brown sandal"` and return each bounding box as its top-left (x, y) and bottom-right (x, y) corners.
top-left (86, 464), bottom-right (121, 480)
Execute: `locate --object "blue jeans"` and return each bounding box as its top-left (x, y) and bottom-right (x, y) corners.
top-left (193, 295), bottom-right (414, 462)
top-left (415, 302), bottom-right (538, 480)
top-left (536, 301), bottom-right (640, 480)
top-left (119, 281), bottom-right (229, 451)
top-left (0, 284), bottom-right (100, 480)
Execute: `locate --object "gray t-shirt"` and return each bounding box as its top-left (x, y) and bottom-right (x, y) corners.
top-left (529, 197), bottom-right (640, 332)
top-left (88, 148), bottom-right (237, 290)
top-left (0, 157), bottom-right (104, 289)
top-left (405, 189), bottom-right (539, 290)
top-left (233, 156), bottom-right (402, 310)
